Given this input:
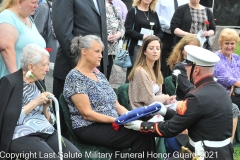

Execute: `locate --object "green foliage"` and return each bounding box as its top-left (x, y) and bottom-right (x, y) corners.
top-left (236, 42), bottom-right (240, 56)
top-left (234, 146), bottom-right (240, 160)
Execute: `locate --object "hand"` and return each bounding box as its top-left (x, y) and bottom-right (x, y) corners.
top-left (150, 102), bottom-right (167, 116)
top-left (124, 120), bottom-right (143, 131)
top-left (147, 114), bottom-right (164, 122)
top-left (43, 99), bottom-right (52, 110)
top-left (107, 34), bottom-right (114, 42)
top-left (112, 31), bottom-right (122, 41)
top-left (34, 92), bottom-right (54, 106)
top-left (201, 31), bottom-right (209, 37)
top-left (108, 32), bottom-right (121, 42)
top-left (166, 96), bottom-right (176, 104)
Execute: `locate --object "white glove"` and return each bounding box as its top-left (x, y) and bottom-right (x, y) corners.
top-left (124, 120), bottom-right (143, 131)
top-left (150, 102), bottom-right (167, 116)
top-left (147, 114), bottom-right (164, 122)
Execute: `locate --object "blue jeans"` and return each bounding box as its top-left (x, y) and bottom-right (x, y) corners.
top-left (164, 137), bottom-right (181, 156)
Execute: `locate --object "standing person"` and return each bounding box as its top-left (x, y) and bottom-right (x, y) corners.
top-left (106, 1), bottom-right (125, 80)
top-left (125, 45), bottom-right (233, 160)
top-left (156, 0), bottom-right (179, 81)
top-left (128, 35), bottom-right (176, 109)
top-left (110, 0), bottom-right (128, 23)
top-left (52, 0), bottom-right (108, 135)
top-left (170, 0), bottom-right (215, 48)
top-left (63, 35), bottom-right (157, 160)
top-left (124, 0), bottom-right (163, 81)
top-left (0, 0), bottom-right (46, 78)
top-left (34, 0), bottom-right (58, 63)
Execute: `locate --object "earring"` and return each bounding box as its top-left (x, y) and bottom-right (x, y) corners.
top-left (19, 6), bottom-right (22, 9)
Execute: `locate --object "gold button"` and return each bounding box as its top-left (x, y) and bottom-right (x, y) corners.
top-left (145, 127), bottom-right (147, 129)
top-left (151, 126), bottom-right (153, 129)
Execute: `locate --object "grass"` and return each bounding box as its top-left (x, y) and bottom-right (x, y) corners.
top-left (234, 146), bottom-right (240, 160)
top-left (236, 42), bottom-right (240, 56)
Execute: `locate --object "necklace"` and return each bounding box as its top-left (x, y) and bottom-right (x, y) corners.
top-left (143, 10), bottom-right (149, 20)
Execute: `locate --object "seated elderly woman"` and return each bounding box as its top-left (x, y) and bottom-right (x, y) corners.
top-left (0, 44), bottom-right (80, 160)
top-left (128, 35), bottom-right (176, 110)
top-left (214, 28), bottom-right (240, 142)
top-left (63, 35), bottom-right (156, 160)
top-left (214, 28), bottom-right (240, 108)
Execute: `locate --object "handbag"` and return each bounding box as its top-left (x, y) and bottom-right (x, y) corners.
top-left (114, 7), bottom-right (137, 68)
top-left (114, 49), bottom-right (132, 68)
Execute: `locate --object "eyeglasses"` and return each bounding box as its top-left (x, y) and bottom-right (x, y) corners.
top-left (181, 59), bottom-right (193, 66)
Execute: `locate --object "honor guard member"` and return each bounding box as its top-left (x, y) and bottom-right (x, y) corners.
top-left (125, 45), bottom-right (233, 160)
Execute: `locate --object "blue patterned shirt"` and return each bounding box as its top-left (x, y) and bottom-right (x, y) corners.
top-left (63, 69), bottom-right (119, 129)
top-left (13, 82), bottom-right (55, 140)
top-left (214, 50), bottom-right (240, 92)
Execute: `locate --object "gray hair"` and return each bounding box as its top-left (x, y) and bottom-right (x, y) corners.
top-left (20, 44), bottom-right (49, 71)
top-left (70, 35), bottom-right (104, 63)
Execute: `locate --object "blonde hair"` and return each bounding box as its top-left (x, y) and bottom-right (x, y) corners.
top-left (128, 35), bottom-right (163, 85)
top-left (167, 35), bottom-right (201, 70)
top-left (218, 28), bottom-right (239, 46)
top-left (0, 0), bottom-right (18, 12)
top-left (132, 0), bottom-right (158, 11)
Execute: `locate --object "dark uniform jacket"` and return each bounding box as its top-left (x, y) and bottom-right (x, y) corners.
top-left (172, 63), bottom-right (194, 100)
top-left (156, 76), bottom-right (233, 159)
top-left (0, 70), bottom-right (45, 159)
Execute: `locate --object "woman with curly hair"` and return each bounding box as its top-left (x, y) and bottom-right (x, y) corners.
top-left (167, 35), bottom-right (200, 71)
top-left (167, 35), bottom-right (200, 100)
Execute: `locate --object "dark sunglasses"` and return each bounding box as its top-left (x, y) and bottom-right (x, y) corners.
top-left (181, 59), bottom-right (193, 66)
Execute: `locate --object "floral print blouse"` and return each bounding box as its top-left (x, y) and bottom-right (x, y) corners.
top-left (106, 3), bottom-right (125, 55)
top-left (214, 50), bottom-right (240, 92)
top-left (63, 69), bottom-right (119, 129)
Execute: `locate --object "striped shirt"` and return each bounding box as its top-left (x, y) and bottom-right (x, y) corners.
top-left (12, 82), bottom-right (55, 140)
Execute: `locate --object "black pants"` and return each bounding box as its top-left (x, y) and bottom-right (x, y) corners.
top-left (231, 95), bottom-right (240, 109)
top-left (53, 77), bottom-right (68, 138)
top-left (160, 32), bottom-right (174, 79)
top-left (74, 123), bottom-right (157, 160)
top-left (10, 131), bottom-right (81, 160)
top-left (160, 32), bottom-right (174, 94)
top-left (107, 55), bottom-right (115, 80)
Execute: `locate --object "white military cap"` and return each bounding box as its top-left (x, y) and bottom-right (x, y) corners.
top-left (184, 45), bottom-right (220, 66)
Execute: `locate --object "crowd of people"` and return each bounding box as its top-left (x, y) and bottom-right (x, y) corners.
top-left (0, 0), bottom-right (239, 160)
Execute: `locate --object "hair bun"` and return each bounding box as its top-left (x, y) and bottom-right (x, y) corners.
top-left (71, 35), bottom-right (82, 55)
